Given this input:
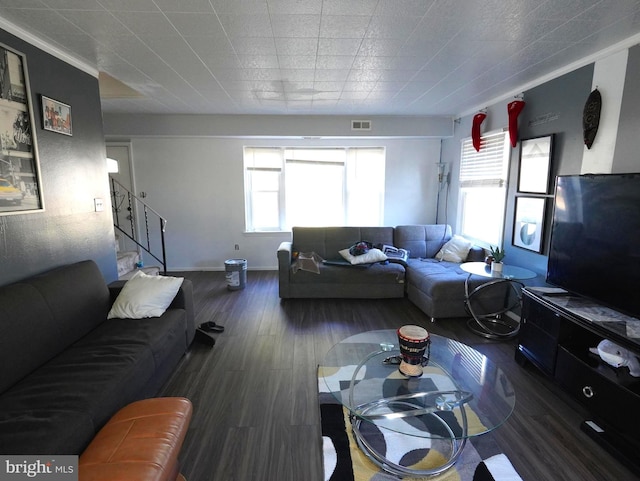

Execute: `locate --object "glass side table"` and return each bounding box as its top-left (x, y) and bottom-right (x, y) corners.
top-left (460, 262), bottom-right (536, 339)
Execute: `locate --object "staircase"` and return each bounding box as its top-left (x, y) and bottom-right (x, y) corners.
top-left (110, 177), bottom-right (168, 280)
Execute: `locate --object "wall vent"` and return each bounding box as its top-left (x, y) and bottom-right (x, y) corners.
top-left (351, 120), bottom-right (371, 131)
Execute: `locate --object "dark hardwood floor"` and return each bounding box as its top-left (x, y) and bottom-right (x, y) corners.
top-left (159, 270), bottom-right (639, 481)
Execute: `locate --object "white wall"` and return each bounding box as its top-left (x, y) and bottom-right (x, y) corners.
top-left (126, 136), bottom-right (441, 270)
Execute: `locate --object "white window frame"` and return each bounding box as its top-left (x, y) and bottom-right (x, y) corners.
top-left (244, 146), bottom-right (385, 232)
top-left (456, 130), bottom-right (511, 248)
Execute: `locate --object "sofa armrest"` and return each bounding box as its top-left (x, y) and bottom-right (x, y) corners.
top-left (277, 241), bottom-right (293, 298)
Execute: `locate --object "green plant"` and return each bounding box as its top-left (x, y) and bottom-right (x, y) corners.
top-left (490, 245), bottom-right (505, 263)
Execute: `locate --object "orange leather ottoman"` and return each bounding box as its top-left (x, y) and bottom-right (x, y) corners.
top-left (79, 397), bottom-right (192, 481)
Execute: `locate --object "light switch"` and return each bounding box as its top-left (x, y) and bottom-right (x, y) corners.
top-left (94, 198), bottom-right (104, 212)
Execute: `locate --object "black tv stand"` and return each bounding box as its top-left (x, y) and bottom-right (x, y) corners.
top-left (516, 287), bottom-right (640, 473)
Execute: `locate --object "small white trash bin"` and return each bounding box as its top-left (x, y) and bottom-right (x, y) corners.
top-left (225, 258), bottom-right (247, 290)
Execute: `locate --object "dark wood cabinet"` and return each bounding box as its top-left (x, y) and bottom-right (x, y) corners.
top-left (516, 288), bottom-right (640, 473)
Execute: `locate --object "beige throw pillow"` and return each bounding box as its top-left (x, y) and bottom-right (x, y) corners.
top-left (339, 248), bottom-right (387, 265)
top-left (435, 235), bottom-right (473, 263)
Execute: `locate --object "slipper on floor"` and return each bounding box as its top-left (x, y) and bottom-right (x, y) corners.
top-left (199, 321), bottom-right (224, 333)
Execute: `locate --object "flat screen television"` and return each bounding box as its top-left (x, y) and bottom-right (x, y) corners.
top-left (547, 173), bottom-right (640, 319)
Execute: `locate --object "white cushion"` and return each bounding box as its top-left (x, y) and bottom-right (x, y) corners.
top-left (339, 247), bottom-right (387, 265)
top-left (107, 270), bottom-right (184, 319)
top-left (435, 235), bottom-right (473, 263)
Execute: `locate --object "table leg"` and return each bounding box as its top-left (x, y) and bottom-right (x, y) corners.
top-left (464, 274), bottom-right (524, 339)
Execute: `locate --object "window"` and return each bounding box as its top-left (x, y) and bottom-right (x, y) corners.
top-left (457, 131), bottom-right (510, 247)
top-left (244, 147), bottom-right (385, 232)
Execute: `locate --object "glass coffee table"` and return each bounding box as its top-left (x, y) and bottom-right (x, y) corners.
top-left (318, 330), bottom-right (515, 477)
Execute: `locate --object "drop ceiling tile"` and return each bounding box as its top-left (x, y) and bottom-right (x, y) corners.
top-left (315, 55), bottom-right (355, 70)
top-left (269, 14), bottom-right (320, 37)
top-left (279, 68), bottom-right (315, 81)
top-left (365, 15), bottom-right (421, 39)
top-left (313, 70), bottom-right (349, 82)
top-left (209, 0), bottom-right (269, 15)
top-left (93, 0), bottom-right (159, 12)
top-left (274, 37), bottom-right (317, 56)
top-left (237, 54), bottom-right (279, 68)
top-left (267, 0), bottom-right (321, 15)
top-left (217, 14), bottom-right (274, 37)
top-left (110, 11), bottom-right (179, 36)
top-left (153, 0), bottom-right (214, 13)
top-left (346, 69), bottom-right (381, 82)
top-left (357, 38), bottom-right (404, 57)
top-left (374, 0), bottom-right (435, 17)
top-left (322, 0), bottom-right (378, 16)
top-left (165, 13), bottom-right (227, 37)
top-left (228, 37), bottom-right (277, 55)
top-left (318, 38), bottom-right (361, 56)
top-left (0, 0), bottom-right (48, 8)
top-left (277, 55), bottom-right (316, 69)
top-left (5, 8), bottom-right (83, 36)
top-left (320, 15), bottom-right (371, 38)
top-left (42, 0), bottom-right (103, 9)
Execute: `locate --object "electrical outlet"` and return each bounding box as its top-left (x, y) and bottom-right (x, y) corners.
top-left (234, 244), bottom-right (240, 250)
top-left (94, 198), bottom-right (104, 212)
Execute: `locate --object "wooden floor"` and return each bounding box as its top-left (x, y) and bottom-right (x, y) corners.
top-left (159, 271), bottom-right (638, 481)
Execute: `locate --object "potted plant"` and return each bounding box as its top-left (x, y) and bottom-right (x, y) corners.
top-left (489, 246), bottom-right (505, 272)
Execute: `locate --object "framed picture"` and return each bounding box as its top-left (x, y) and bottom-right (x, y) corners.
top-left (0, 44), bottom-right (44, 215)
top-left (513, 196), bottom-right (546, 253)
top-left (517, 134), bottom-right (554, 194)
top-left (41, 95), bottom-right (72, 136)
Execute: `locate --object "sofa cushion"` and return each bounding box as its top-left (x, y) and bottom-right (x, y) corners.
top-left (290, 261), bottom-right (405, 285)
top-left (394, 225), bottom-right (452, 259)
top-left (0, 260), bottom-right (111, 395)
top-left (292, 226), bottom-right (395, 260)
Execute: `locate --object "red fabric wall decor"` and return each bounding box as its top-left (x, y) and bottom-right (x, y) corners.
top-left (472, 112), bottom-right (487, 152)
top-left (507, 100), bottom-right (526, 147)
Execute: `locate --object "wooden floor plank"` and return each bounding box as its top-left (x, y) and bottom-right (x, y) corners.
top-left (160, 271), bottom-right (638, 481)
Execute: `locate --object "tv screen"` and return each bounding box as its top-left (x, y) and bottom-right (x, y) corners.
top-left (547, 173), bottom-right (640, 318)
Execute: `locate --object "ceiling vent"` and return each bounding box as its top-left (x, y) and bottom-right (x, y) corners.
top-left (351, 120), bottom-right (371, 131)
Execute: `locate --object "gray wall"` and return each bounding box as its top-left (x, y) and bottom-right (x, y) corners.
top-left (0, 28), bottom-right (116, 286)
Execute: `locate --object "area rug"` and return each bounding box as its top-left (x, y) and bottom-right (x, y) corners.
top-left (319, 374), bottom-right (523, 481)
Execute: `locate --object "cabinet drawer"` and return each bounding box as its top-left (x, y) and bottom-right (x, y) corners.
top-left (555, 346), bottom-right (640, 438)
top-left (522, 295), bottom-right (563, 337)
top-left (518, 321), bottom-right (557, 375)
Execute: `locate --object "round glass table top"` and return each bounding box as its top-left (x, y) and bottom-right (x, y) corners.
top-left (318, 329), bottom-right (516, 439)
top-left (461, 261), bottom-right (537, 281)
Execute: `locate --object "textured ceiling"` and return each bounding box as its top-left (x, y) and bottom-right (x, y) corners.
top-left (1, 0), bottom-right (639, 116)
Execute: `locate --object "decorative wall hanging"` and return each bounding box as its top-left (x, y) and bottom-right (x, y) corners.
top-left (517, 134), bottom-right (554, 194)
top-left (471, 111), bottom-right (487, 152)
top-left (583, 88), bottom-right (601, 149)
top-left (0, 43), bottom-right (44, 215)
top-left (512, 196), bottom-right (546, 253)
top-left (507, 99), bottom-right (526, 147)
top-left (41, 96), bottom-right (72, 136)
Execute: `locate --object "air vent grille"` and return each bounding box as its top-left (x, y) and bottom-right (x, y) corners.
top-left (351, 120), bottom-right (371, 131)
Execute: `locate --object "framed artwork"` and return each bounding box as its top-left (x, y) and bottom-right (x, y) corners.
top-left (517, 134), bottom-right (554, 194)
top-left (0, 43), bottom-right (44, 215)
top-left (41, 95), bottom-right (72, 136)
top-left (513, 196), bottom-right (546, 253)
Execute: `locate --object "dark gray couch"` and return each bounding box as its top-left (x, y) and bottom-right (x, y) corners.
top-left (278, 226), bottom-right (406, 299)
top-left (278, 224), bottom-right (505, 320)
top-left (0, 260), bottom-right (195, 455)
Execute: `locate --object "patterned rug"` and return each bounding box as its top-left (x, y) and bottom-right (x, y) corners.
top-left (319, 372), bottom-right (523, 481)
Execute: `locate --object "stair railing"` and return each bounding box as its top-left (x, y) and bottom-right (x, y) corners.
top-left (110, 177), bottom-right (167, 275)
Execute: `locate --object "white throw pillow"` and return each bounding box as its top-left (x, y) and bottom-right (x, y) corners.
top-left (107, 270), bottom-right (184, 319)
top-left (339, 247), bottom-right (387, 265)
top-left (435, 235), bottom-right (473, 263)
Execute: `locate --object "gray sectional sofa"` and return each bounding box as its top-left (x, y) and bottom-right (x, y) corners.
top-left (277, 224), bottom-right (505, 320)
top-left (0, 260), bottom-right (195, 455)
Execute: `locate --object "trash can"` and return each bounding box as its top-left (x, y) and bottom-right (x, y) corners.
top-left (225, 258), bottom-right (247, 291)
